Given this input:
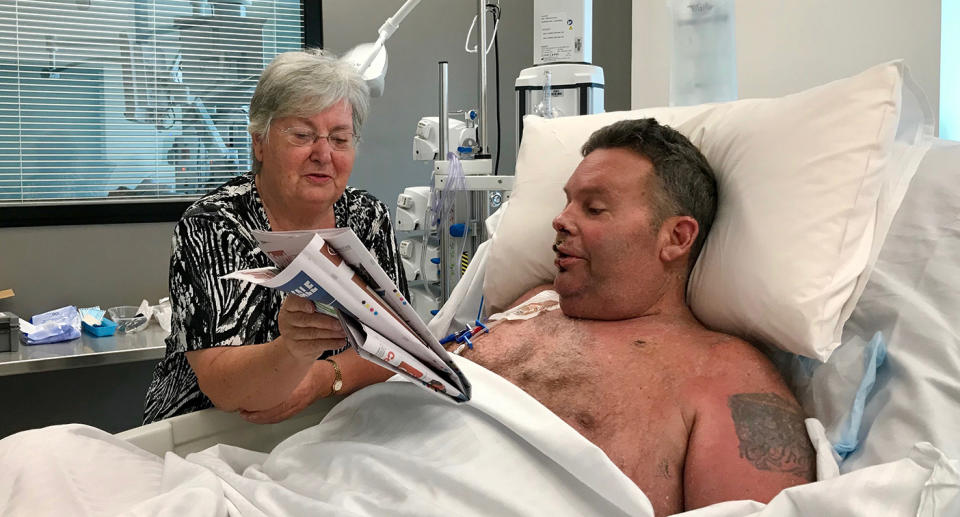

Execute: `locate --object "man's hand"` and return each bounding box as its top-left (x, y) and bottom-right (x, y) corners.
top-left (240, 359), bottom-right (333, 424)
top-left (278, 295), bottom-right (346, 360)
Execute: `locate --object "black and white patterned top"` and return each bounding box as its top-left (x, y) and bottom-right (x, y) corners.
top-left (142, 173), bottom-right (408, 424)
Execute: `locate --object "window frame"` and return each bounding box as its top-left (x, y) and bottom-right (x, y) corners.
top-left (1, 0), bottom-right (322, 228)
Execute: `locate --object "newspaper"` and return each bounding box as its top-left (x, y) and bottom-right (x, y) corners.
top-left (222, 228), bottom-right (470, 402)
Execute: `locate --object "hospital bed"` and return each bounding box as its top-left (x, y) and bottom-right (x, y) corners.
top-left (6, 62), bottom-right (959, 516)
top-left (115, 144), bottom-right (960, 517)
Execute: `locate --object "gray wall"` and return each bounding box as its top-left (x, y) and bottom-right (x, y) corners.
top-left (0, 222), bottom-right (174, 318)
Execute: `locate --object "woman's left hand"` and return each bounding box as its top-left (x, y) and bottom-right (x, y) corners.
top-left (239, 359), bottom-right (333, 424)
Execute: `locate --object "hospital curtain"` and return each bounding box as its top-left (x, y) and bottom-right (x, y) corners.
top-left (0, 0), bottom-right (302, 209)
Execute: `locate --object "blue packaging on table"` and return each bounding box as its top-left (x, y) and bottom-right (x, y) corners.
top-left (82, 318), bottom-right (118, 337)
top-left (23, 305), bottom-right (81, 345)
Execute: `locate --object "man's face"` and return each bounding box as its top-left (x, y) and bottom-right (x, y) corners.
top-left (552, 148), bottom-right (668, 320)
top-left (252, 98), bottom-right (356, 208)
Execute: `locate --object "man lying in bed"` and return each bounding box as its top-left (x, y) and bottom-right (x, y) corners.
top-left (459, 118), bottom-right (815, 516)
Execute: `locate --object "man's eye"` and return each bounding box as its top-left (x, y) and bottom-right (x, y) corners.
top-left (587, 207), bottom-right (605, 215)
top-left (329, 135), bottom-right (351, 146)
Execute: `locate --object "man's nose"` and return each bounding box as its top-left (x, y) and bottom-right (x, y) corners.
top-left (552, 208), bottom-right (572, 234)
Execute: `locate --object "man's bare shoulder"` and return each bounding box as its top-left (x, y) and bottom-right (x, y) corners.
top-left (681, 331), bottom-right (783, 386)
top-left (680, 331), bottom-right (815, 510)
top-left (674, 333), bottom-right (779, 415)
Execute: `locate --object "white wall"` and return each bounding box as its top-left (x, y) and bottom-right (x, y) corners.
top-left (631, 0), bottom-right (942, 130)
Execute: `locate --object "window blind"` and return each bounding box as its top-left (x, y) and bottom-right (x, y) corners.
top-left (0, 0), bottom-right (302, 205)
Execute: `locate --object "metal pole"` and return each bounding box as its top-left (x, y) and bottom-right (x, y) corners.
top-left (439, 61), bottom-right (449, 160)
top-left (477, 0), bottom-right (488, 155)
top-left (438, 61), bottom-right (450, 302)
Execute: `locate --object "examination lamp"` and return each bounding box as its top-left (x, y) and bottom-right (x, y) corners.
top-left (341, 0), bottom-right (422, 97)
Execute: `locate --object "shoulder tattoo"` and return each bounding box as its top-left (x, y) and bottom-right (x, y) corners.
top-left (727, 393), bottom-right (815, 479)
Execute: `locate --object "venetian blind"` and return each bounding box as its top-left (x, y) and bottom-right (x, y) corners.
top-left (0, 0), bottom-right (302, 204)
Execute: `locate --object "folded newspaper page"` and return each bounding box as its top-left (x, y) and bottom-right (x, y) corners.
top-left (222, 228), bottom-right (470, 402)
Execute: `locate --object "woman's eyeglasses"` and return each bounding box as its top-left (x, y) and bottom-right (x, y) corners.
top-left (280, 127), bottom-right (359, 151)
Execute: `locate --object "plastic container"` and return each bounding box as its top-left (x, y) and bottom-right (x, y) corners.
top-left (0, 312), bottom-right (19, 352)
top-left (107, 306), bottom-right (149, 333)
top-left (82, 318), bottom-right (118, 337)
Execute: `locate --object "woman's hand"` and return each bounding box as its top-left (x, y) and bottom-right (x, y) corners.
top-left (239, 359), bottom-right (333, 424)
top-left (278, 295), bottom-right (346, 361)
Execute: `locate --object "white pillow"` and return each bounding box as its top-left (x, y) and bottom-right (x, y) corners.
top-left (485, 61), bottom-right (914, 360)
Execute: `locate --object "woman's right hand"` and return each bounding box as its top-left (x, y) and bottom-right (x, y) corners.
top-left (278, 295), bottom-right (347, 361)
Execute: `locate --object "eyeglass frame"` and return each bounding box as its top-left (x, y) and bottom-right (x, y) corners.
top-left (278, 126), bottom-right (360, 151)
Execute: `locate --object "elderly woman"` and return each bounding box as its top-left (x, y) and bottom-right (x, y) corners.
top-left (142, 50), bottom-right (405, 425)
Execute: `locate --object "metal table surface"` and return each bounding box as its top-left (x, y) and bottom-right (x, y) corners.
top-left (0, 325), bottom-right (167, 376)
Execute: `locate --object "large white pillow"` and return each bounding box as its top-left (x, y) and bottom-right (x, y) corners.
top-left (484, 61), bottom-right (915, 360)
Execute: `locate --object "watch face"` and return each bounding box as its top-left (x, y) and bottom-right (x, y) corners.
top-left (333, 379), bottom-right (343, 391)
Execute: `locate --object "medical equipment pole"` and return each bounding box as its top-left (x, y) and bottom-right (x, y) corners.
top-left (439, 61), bottom-right (449, 161)
top-left (438, 61), bottom-right (450, 300)
top-left (477, 0), bottom-right (488, 156)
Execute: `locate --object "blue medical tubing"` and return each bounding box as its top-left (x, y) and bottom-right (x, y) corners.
top-left (440, 320), bottom-right (489, 350)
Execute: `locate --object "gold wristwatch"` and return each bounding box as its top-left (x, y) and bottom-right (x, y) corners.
top-left (325, 358), bottom-right (343, 395)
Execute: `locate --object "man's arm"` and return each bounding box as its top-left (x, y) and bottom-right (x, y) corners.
top-left (682, 341), bottom-right (815, 511)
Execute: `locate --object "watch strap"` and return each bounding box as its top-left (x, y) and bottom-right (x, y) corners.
top-left (325, 358), bottom-right (343, 395)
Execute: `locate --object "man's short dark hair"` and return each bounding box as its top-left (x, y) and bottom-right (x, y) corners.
top-left (581, 118), bottom-right (717, 270)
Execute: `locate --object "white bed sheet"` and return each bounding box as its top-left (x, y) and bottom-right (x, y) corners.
top-left (0, 358), bottom-right (653, 517)
top-left (676, 443), bottom-right (960, 516)
top-left (840, 141), bottom-right (960, 472)
top-left (4, 357), bottom-right (959, 516)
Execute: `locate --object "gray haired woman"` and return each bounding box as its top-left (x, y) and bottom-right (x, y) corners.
top-left (143, 50), bottom-right (406, 425)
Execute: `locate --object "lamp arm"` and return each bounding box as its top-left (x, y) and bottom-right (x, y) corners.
top-left (357, 0), bottom-right (422, 75)
top-left (379, 0), bottom-right (422, 39)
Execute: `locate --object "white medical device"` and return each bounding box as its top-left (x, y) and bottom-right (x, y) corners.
top-left (515, 0), bottom-right (604, 150)
top-left (515, 63), bottom-right (604, 148)
top-left (412, 115), bottom-right (479, 161)
top-left (395, 186), bottom-right (432, 231)
top-left (399, 239), bottom-right (439, 284)
top-left (532, 0), bottom-right (592, 65)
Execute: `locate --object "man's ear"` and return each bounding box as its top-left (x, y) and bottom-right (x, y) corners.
top-left (251, 132), bottom-right (264, 162)
top-left (659, 216), bottom-right (699, 264)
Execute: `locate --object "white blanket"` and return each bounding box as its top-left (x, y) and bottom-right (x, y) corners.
top-left (2, 359), bottom-right (958, 516)
top-left (0, 359), bottom-right (652, 517)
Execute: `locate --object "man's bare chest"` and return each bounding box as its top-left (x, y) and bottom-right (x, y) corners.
top-left (465, 311), bottom-right (690, 463)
